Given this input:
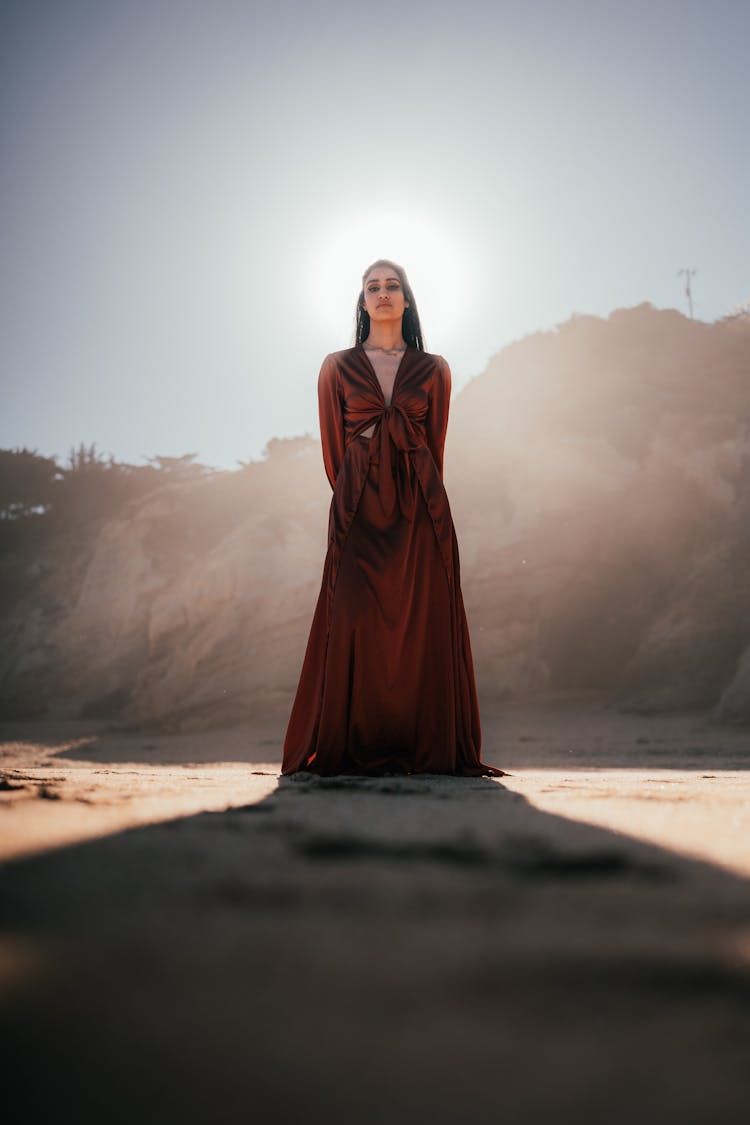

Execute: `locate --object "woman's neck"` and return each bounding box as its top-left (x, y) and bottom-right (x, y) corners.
top-left (363, 325), bottom-right (407, 350)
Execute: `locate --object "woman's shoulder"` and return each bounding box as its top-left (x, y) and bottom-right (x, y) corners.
top-left (415, 349), bottom-right (451, 378)
top-left (408, 346), bottom-right (449, 371)
top-left (318, 347), bottom-right (358, 370)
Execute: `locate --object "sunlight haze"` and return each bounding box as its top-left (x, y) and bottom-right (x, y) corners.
top-left (1, 0), bottom-right (748, 469)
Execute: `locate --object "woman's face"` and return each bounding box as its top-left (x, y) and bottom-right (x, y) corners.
top-left (361, 266), bottom-right (410, 325)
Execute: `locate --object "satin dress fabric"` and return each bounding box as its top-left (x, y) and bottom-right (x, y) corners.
top-left (281, 344), bottom-right (503, 777)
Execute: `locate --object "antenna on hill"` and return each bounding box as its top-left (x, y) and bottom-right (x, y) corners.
top-left (677, 268), bottom-right (696, 318)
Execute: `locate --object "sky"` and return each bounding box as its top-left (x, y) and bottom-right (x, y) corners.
top-left (1, 0), bottom-right (748, 470)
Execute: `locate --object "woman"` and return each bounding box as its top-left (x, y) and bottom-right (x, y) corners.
top-left (281, 258), bottom-right (503, 777)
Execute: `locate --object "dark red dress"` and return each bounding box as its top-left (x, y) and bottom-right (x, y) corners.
top-left (281, 344), bottom-right (503, 777)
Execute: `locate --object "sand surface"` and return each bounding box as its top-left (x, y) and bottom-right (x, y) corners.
top-left (1, 701), bottom-right (749, 1124)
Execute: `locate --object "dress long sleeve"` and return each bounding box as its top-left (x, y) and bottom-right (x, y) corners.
top-left (317, 353), bottom-right (345, 490)
top-left (425, 355), bottom-right (451, 480)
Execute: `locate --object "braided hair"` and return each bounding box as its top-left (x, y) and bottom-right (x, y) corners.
top-left (353, 258), bottom-right (425, 351)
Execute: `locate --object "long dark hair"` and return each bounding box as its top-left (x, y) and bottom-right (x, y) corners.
top-left (353, 258), bottom-right (425, 350)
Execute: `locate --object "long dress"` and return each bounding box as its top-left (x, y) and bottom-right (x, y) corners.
top-left (281, 343), bottom-right (504, 777)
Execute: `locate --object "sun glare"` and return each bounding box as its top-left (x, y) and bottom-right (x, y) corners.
top-left (306, 209), bottom-right (474, 347)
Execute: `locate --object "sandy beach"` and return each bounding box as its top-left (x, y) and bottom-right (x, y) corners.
top-left (2, 701), bottom-right (749, 1123)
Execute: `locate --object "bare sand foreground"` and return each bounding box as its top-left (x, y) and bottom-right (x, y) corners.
top-left (1, 701), bottom-right (750, 1124)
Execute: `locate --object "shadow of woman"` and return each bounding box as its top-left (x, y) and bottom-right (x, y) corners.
top-left (1, 773), bottom-right (750, 1125)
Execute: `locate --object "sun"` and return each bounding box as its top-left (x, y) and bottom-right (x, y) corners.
top-left (306, 208), bottom-right (474, 347)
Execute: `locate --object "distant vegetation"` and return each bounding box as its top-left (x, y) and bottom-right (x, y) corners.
top-left (0, 444), bottom-right (219, 546)
top-left (0, 439), bottom-right (318, 553)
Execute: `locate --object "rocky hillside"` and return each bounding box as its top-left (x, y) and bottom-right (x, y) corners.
top-left (448, 305), bottom-right (750, 720)
top-left (2, 304), bottom-right (749, 730)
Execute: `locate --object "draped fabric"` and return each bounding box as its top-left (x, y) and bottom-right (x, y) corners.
top-left (281, 345), bottom-right (504, 777)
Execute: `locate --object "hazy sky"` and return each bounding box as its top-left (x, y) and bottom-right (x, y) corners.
top-left (2, 0), bottom-right (748, 470)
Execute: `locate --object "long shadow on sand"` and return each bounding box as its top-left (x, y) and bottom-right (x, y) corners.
top-left (1, 772), bottom-right (750, 1125)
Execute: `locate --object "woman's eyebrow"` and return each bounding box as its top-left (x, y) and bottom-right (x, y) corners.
top-left (367, 277), bottom-right (401, 284)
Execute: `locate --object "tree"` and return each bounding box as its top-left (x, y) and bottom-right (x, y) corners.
top-left (0, 447), bottom-right (61, 520)
top-left (145, 453), bottom-right (215, 476)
